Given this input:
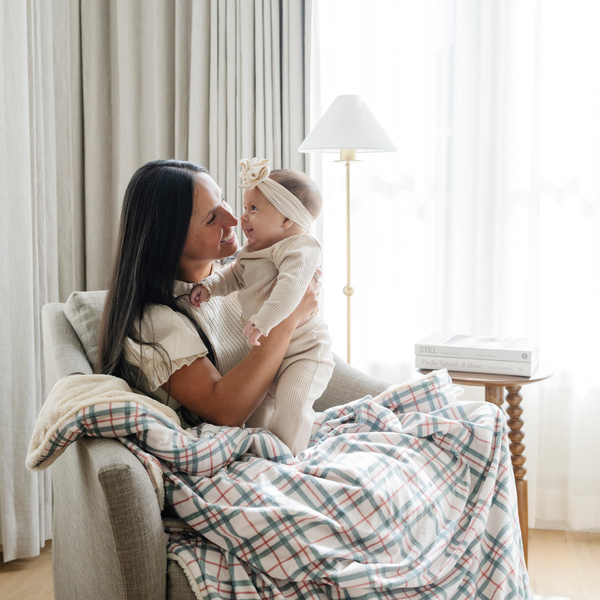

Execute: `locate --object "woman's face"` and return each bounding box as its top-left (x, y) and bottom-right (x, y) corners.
top-left (178, 173), bottom-right (239, 281)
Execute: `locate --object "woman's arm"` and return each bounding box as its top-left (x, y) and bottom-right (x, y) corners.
top-left (163, 277), bottom-right (320, 427)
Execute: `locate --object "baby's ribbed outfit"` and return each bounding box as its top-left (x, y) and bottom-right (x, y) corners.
top-left (199, 233), bottom-right (334, 455)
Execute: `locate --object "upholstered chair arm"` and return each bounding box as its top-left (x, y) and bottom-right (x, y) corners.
top-left (314, 353), bottom-right (391, 412)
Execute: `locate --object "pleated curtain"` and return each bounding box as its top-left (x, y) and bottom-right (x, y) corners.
top-left (81, 0), bottom-right (311, 290)
top-left (0, 0), bottom-right (311, 560)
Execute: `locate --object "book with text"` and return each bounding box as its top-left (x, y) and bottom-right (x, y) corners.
top-left (415, 351), bottom-right (540, 377)
top-left (415, 333), bottom-right (538, 362)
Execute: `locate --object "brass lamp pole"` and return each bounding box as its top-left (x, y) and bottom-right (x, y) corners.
top-left (335, 149), bottom-right (359, 363)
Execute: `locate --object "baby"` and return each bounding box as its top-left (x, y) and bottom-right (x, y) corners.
top-left (189, 158), bottom-right (334, 455)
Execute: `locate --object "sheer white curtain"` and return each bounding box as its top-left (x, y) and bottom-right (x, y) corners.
top-left (311, 0), bottom-right (600, 531)
top-left (0, 0), bottom-right (58, 560)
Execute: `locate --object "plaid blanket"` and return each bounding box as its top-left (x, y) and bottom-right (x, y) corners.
top-left (28, 370), bottom-right (531, 599)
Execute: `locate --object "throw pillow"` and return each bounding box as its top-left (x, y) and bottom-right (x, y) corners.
top-left (64, 290), bottom-right (107, 371)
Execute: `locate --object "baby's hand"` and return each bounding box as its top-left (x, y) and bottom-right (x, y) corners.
top-left (243, 322), bottom-right (263, 346)
top-left (189, 284), bottom-right (209, 307)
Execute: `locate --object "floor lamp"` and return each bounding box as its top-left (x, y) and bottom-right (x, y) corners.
top-left (299, 95), bottom-right (396, 364)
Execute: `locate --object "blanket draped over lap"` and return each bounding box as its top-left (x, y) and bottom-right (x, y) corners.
top-left (27, 370), bottom-right (531, 600)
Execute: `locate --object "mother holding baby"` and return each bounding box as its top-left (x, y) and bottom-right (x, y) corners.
top-left (97, 158), bottom-right (335, 454)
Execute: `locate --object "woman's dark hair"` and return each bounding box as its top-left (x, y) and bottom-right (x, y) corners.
top-left (97, 159), bottom-right (215, 424)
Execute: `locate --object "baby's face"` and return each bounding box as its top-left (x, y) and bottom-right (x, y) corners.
top-left (241, 187), bottom-right (289, 251)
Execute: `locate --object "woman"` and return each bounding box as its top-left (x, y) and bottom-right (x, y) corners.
top-left (97, 159), bottom-right (320, 428)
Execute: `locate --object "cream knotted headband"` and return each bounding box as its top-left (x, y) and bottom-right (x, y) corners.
top-left (238, 158), bottom-right (314, 230)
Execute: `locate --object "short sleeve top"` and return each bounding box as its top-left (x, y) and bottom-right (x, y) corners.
top-left (123, 279), bottom-right (249, 417)
top-left (124, 304), bottom-right (207, 383)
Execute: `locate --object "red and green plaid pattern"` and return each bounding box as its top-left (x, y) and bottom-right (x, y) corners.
top-left (32, 370), bottom-right (530, 599)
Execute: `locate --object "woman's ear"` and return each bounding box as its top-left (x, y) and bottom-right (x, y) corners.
top-left (282, 217), bottom-right (294, 230)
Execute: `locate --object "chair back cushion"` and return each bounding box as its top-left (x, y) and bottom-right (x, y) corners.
top-left (64, 291), bottom-right (107, 371)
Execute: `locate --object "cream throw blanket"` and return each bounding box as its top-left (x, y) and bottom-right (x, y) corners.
top-left (26, 374), bottom-right (183, 472)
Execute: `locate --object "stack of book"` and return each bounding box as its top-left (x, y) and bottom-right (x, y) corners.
top-left (415, 334), bottom-right (540, 377)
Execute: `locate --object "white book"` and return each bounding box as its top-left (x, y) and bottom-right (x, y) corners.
top-left (415, 350), bottom-right (540, 377)
top-left (415, 333), bottom-right (538, 363)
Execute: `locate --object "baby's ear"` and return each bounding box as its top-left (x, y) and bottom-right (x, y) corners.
top-left (282, 217), bottom-right (294, 230)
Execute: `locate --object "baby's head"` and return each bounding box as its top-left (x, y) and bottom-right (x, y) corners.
top-left (269, 169), bottom-right (323, 221)
top-left (241, 168), bottom-right (322, 251)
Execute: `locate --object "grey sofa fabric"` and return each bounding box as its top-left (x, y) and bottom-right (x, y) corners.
top-left (167, 561), bottom-right (197, 600)
top-left (41, 303), bottom-right (93, 391)
top-left (52, 436), bottom-right (168, 600)
top-left (44, 295), bottom-right (392, 599)
top-left (314, 354), bottom-right (391, 412)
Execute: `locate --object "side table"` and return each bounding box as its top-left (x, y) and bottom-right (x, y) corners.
top-left (417, 365), bottom-right (553, 565)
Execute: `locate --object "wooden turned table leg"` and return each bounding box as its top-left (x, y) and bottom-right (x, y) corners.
top-left (505, 385), bottom-right (528, 565)
top-left (485, 387), bottom-right (504, 408)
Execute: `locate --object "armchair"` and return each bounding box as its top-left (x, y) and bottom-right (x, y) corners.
top-left (42, 292), bottom-right (391, 600)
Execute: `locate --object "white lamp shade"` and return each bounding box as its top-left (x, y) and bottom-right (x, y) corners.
top-left (299, 95), bottom-right (396, 153)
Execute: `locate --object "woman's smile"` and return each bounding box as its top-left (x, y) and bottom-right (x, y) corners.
top-left (220, 231), bottom-right (236, 245)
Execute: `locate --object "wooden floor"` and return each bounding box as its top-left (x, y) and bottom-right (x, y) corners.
top-left (0, 541), bottom-right (53, 600)
top-left (529, 530), bottom-right (600, 600)
top-left (1, 530), bottom-right (599, 599)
